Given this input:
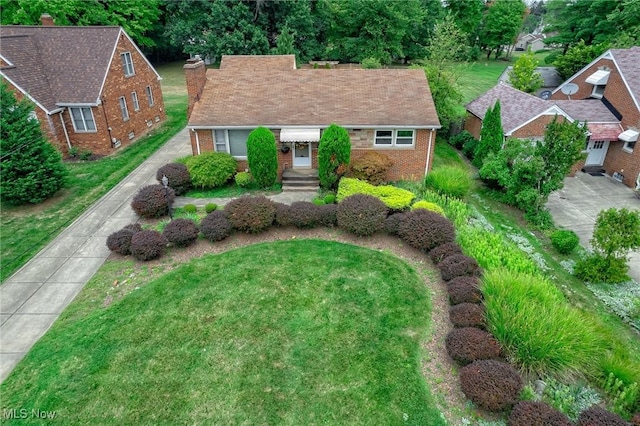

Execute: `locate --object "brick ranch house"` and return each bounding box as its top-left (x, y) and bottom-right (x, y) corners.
top-left (464, 47), bottom-right (640, 190)
top-left (184, 55), bottom-right (441, 182)
top-left (0, 15), bottom-right (166, 156)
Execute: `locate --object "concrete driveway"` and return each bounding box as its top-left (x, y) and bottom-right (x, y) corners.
top-left (546, 171), bottom-right (640, 282)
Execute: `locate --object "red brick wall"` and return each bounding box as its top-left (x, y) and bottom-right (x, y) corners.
top-left (184, 59), bottom-right (206, 120)
top-left (603, 141), bottom-right (640, 188)
top-left (463, 113), bottom-right (483, 139)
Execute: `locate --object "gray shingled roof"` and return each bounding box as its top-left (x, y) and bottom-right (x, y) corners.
top-left (0, 26), bottom-right (121, 111)
top-left (611, 46), bottom-right (640, 107)
top-left (554, 100), bottom-right (619, 123)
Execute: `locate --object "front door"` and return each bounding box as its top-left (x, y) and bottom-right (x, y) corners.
top-left (292, 142), bottom-right (311, 168)
top-left (585, 140), bottom-right (609, 166)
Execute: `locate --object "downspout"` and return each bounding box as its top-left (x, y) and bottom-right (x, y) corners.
top-left (194, 129), bottom-right (201, 155)
top-left (425, 129), bottom-right (434, 176)
top-left (101, 96), bottom-right (114, 146)
top-left (60, 110), bottom-right (71, 150)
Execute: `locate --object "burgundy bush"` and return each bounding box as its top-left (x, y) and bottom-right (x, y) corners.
top-left (337, 194), bottom-right (388, 236)
top-left (430, 242), bottom-right (464, 265)
top-left (131, 184), bottom-right (175, 219)
top-left (508, 401), bottom-right (573, 426)
top-left (317, 203), bottom-right (337, 227)
top-left (163, 218), bottom-right (199, 247)
top-left (289, 201), bottom-right (321, 228)
top-left (106, 224), bottom-right (142, 255)
top-left (447, 280), bottom-right (483, 306)
top-left (439, 253), bottom-right (481, 282)
top-left (397, 209), bottom-right (456, 252)
top-left (384, 212), bottom-right (407, 236)
top-left (577, 406), bottom-right (629, 426)
top-left (459, 360), bottom-right (523, 412)
top-left (156, 162), bottom-right (191, 195)
top-left (449, 303), bottom-right (486, 328)
top-left (130, 230), bottom-right (167, 261)
top-left (274, 202), bottom-right (292, 227)
top-left (445, 327), bottom-right (501, 366)
top-left (633, 413), bottom-right (640, 426)
top-left (201, 210), bottom-right (232, 242)
top-left (225, 195), bottom-right (275, 234)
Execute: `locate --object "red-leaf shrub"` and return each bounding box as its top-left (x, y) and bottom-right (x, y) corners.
top-left (447, 277), bottom-right (483, 305)
top-left (347, 151), bottom-right (393, 185)
top-left (397, 209), bottom-right (456, 252)
top-left (632, 413), bottom-right (640, 426)
top-left (225, 195), bottom-right (275, 234)
top-left (577, 406), bottom-right (628, 426)
top-left (131, 184), bottom-right (175, 219)
top-left (430, 242), bottom-right (464, 265)
top-left (130, 230), bottom-right (167, 261)
top-left (156, 163), bottom-right (191, 195)
top-left (445, 327), bottom-right (502, 366)
top-left (163, 218), bottom-right (199, 247)
top-left (289, 201), bottom-right (322, 228)
top-left (201, 210), bottom-right (232, 242)
top-left (317, 203), bottom-right (337, 227)
top-left (449, 303), bottom-right (486, 328)
top-left (385, 212), bottom-right (407, 236)
top-left (106, 224), bottom-right (142, 255)
top-left (439, 253), bottom-right (481, 282)
top-left (508, 401), bottom-right (573, 426)
top-left (274, 202), bottom-right (292, 227)
top-left (337, 194), bottom-right (388, 236)
top-left (459, 360), bottom-right (523, 412)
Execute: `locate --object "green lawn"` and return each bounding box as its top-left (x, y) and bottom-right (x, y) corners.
top-left (456, 59), bottom-right (510, 104)
top-left (0, 240), bottom-right (445, 426)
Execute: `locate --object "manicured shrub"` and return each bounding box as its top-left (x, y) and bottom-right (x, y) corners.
top-left (575, 254), bottom-right (629, 284)
top-left (397, 209), bottom-right (456, 252)
top-left (235, 171), bottom-right (252, 187)
top-left (131, 184), bottom-right (175, 219)
top-left (337, 178), bottom-right (415, 210)
top-left (183, 204), bottom-right (197, 214)
top-left (289, 201), bottom-right (321, 228)
top-left (425, 166), bottom-right (473, 198)
top-left (205, 203), bottom-right (217, 213)
top-left (318, 124), bottom-right (351, 190)
top-left (632, 412), bottom-right (640, 426)
top-left (225, 195), bottom-right (275, 234)
top-left (247, 127), bottom-right (278, 187)
top-left (459, 360), bottom-right (523, 412)
top-left (163, 218), bottom-right (199, 247)
top-left (156, 162), bottom-right (191, 195)
top-left (312, 198), bottom-right (325, 206)
top-left (447, 276), bottom-right (483, 305)
top-left (384, 212), bottom-right (407, 236)
top-left (577, 406), bottom-right (628, 426)
top-left (200, 210), bottom-right (232, 242)
top-left (445, 327), bottom-right (501, 366)
top-left (106, 224), bottom-right (142, 255)
top-left (274, 202), bottom-right (292, 227)
top-left (449, 303), bottom-right (486, 328)
top-left (324, 194), bottom-right (336, 204)
top-left (348, 151), bottom-right (393, 185)
top-left (508, 401), bottom-right (573, 426)
top-left (411, 200), bottom-right (445, 215)
top-left (429, 242), bottom-right (463, 265)
top-left (130, 230), bottom-right (167, 261)
top-left (551, 229), bottom-right (580, 254)
top-left (439, 253), bottom-right (482, 281)
top-left (449, 130), bottom-right (475, 150)
top-left (336, 194), bottom-right (388, 236)
top-left (184, 152), bottom-right (237, 188)
top-left (317, 203), bottom-right (337, 227)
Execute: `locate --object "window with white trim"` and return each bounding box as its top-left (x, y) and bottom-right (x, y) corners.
top-left (119, 96), bottom-right (129, 121)
top-left (131, 91), bottom-right (140, 111)
top-left (145, 85), bottom-right (154, 106)
top-left (213, 129), bottom-right (250, 158)
top-left (69, 107), bottom-right (96, 132)
top-left (121, 52), bottom-right (134, 77)
top-left (374, 129), bottom-right (415, 147)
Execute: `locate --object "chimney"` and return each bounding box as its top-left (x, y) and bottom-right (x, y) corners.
top-left (184, 56), bottom-right (206, 120)
top-left (40, 14), bottom-right (55, 26)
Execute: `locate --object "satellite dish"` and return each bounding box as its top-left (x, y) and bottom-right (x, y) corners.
top-left (560, 83), bottom-right (579, 99)
top-left (540, 90), bottom-right (552, 100)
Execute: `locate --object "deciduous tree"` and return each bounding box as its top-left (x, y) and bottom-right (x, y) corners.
top-left (508, 50), bottom-right (543, 94)
top-left (479, 0), bottom-right (526, 60)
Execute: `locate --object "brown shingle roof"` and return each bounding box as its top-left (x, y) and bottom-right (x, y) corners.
top-left (189, 65), bottom-right (440, 128)
top-left (611, 46), bottom-right (640, 107)
top-left (0, 25), bottom-right (121, 111)
top-left (219, 54), bottom-right (296, 70)
top-left (553, 100), bottom-right (619, 123)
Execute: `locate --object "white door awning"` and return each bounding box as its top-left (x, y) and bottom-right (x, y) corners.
top-left (280, 128), bottom-right (321, 142)
top-left (586, 70), bottom-right (610, 85)
top-left (619, 129), bottom-right (639, 142)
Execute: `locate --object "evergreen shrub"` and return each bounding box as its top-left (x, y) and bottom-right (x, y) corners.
top-left (235, 171), bottom-right (252, 187)
top-left (246, 127), bottom-right (278, 187)
top-left (200, 210), bottom-right (232, 242)
top-left (205, 203), bottom-right (217, 213)
top-left (337, 194), bottom-right (388, 236)
top-left (183, 204), bottom-right (197, 214)
top-left (459, 360), bottom-right (523, 412)
top-left (225, 195), bottom-right (275, 234)
top-left (411, 200), bottom-right (445, 215)
top-left (445, 327), bottom-right (501, 366)
top-left (130, 230), bottom-right (167, 261)
top-left (449, 130), bottom-right (475, 150)
top-left (156, 163), bottom-right (191, 195)
top-left (163, 218), bottom-right (199, 247)
top-left (551, 229), bottom-right (580, 254)
top-left (318, 124), bottom-right (351, 190)
top-left (184, 152), bottom-right (237, 188)
top-left (131, 184), bottom-right (175, 219)
top-left (337, 178), bottom-right (414, 210)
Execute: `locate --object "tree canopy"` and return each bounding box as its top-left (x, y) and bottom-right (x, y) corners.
top-left (508, 50), bottom-right (543, 94)
top-left (479, 0), bottom-right (526, 60)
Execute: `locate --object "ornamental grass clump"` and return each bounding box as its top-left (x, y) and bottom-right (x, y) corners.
top-left (425, 165), bottom-right (473, 198)
top-left (336, 194), bottom-right (388, 236)
top-left (577, 406), bottom-right (628, 426)
top-left (131, 184), bottom-right (175, 219)
top-left (200, 210), bottom-right (232, 242)
top-left (397, 209), bottom-right (456, 252)
top-left (156, 163), bottom-right (191, 195)
top-left (459, 360), bottom-right (523, 412)
top-left (429, 242), bottom-right (463, 265)
top-left (438, 253), bottom-right (481, 282)
top-left (130, 230), bottom-right (167, 261)
top-left (106, 224), bottom-right (142, 255)
top-left (225, 195), bottom-right (275, 234)
top-left (163, 218), bottom-right (199, 247)
top-left (508, 401), bottom-right (573, 426)
top-left (449, 303), bottom-right (486, 329)
top-left (447, 276), bottom-right (483, 305)
top-left (445, 327), bottom-right (501, 366)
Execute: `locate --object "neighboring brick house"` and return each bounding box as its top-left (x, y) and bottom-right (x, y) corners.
top-left (0, 15), bottom-right (166, 156)
top-left (184, 55), bottom-right (441, 182)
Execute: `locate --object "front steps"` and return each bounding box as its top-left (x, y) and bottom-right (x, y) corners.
top-left (282, 169), bottom-right (319, 192)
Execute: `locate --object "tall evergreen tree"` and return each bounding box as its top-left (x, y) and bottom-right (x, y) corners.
top-left (0, 79), bottom-right (67, 204)
top-left (474, 101), bottom-right (504, 168)
top-left (317, 124), bottom-right (351, 190)
top-left (246, 127), bottom-right (278, 188)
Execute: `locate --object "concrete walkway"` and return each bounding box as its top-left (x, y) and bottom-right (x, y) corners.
top-left (0, 128), bottom-right (316, 384)
top-left (546, 171), bottom-right (640, 282)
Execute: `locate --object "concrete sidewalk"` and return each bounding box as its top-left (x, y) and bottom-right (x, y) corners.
top-left (546, 171), bottom-right (640, 282)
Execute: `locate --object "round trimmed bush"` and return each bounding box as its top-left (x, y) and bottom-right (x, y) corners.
top-left (425, 165), bottom-right (472, 198)
top-left (411, 200), bottom-right (445, 215)
top-left (163, 218), bottom-right (199, 247)
top-left (225, 195), bottom-right (275, 234)
top-left (156, 162), bottom-right (191, 195)
top-left (289, 201), bottom-right (321, 228)
top-left (439, 254), bottom-right (481, 282)
top-left (205, 203), bottom-right (217, 213)
top-left (445, 327), bottom-right (501, 365)
top-left (447, 277), bottom-right (483, 305)
top-left (317, 203), bottom-right (338, 227)
top-left (384, 212), bottom-right (407, 236)
top-left (312, 198), bottom-right (326, 206)
top-left (106, 224), bottom-right (142, 255)
top-left (184, 152), bottom-right (237, 188)
top-left (459, 360), bottom-right (523, 412)
top-left (337, 194), bottom-right (388, 236)
top-left (449, 303), bottom-right (486, 328)
top-left (200, 210), bottom-right (232, 242)
top-left (430, 242), bottom-right (463, 265)
top-left (131, 184), bottom-right (175, 219)
top-left (274, 202), bottom-right (292, 227)
top-left (551, 229), bottom-right (580, 254)
top-left (130, 230), bottom-right (167, 261)
top-left (508, 401), bottom-right (573, 426)
top-left (577, 406), bottom-right (628, 426)
top-left (183, 204), bottom-right (197, 214)
top-left (235, 171), bottom-right (252, 187)
top-left (398, 209), bottom-right (456, 252)
top-left (347, 151), bottom-right (393, 185)
top-left (324, 194), bottom-right (336, 204)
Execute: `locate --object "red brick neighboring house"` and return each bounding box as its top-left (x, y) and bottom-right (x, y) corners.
top-left (185, 55), bottom-right (441, 182)
top-left (0, 17), bottom-right (166, 156)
